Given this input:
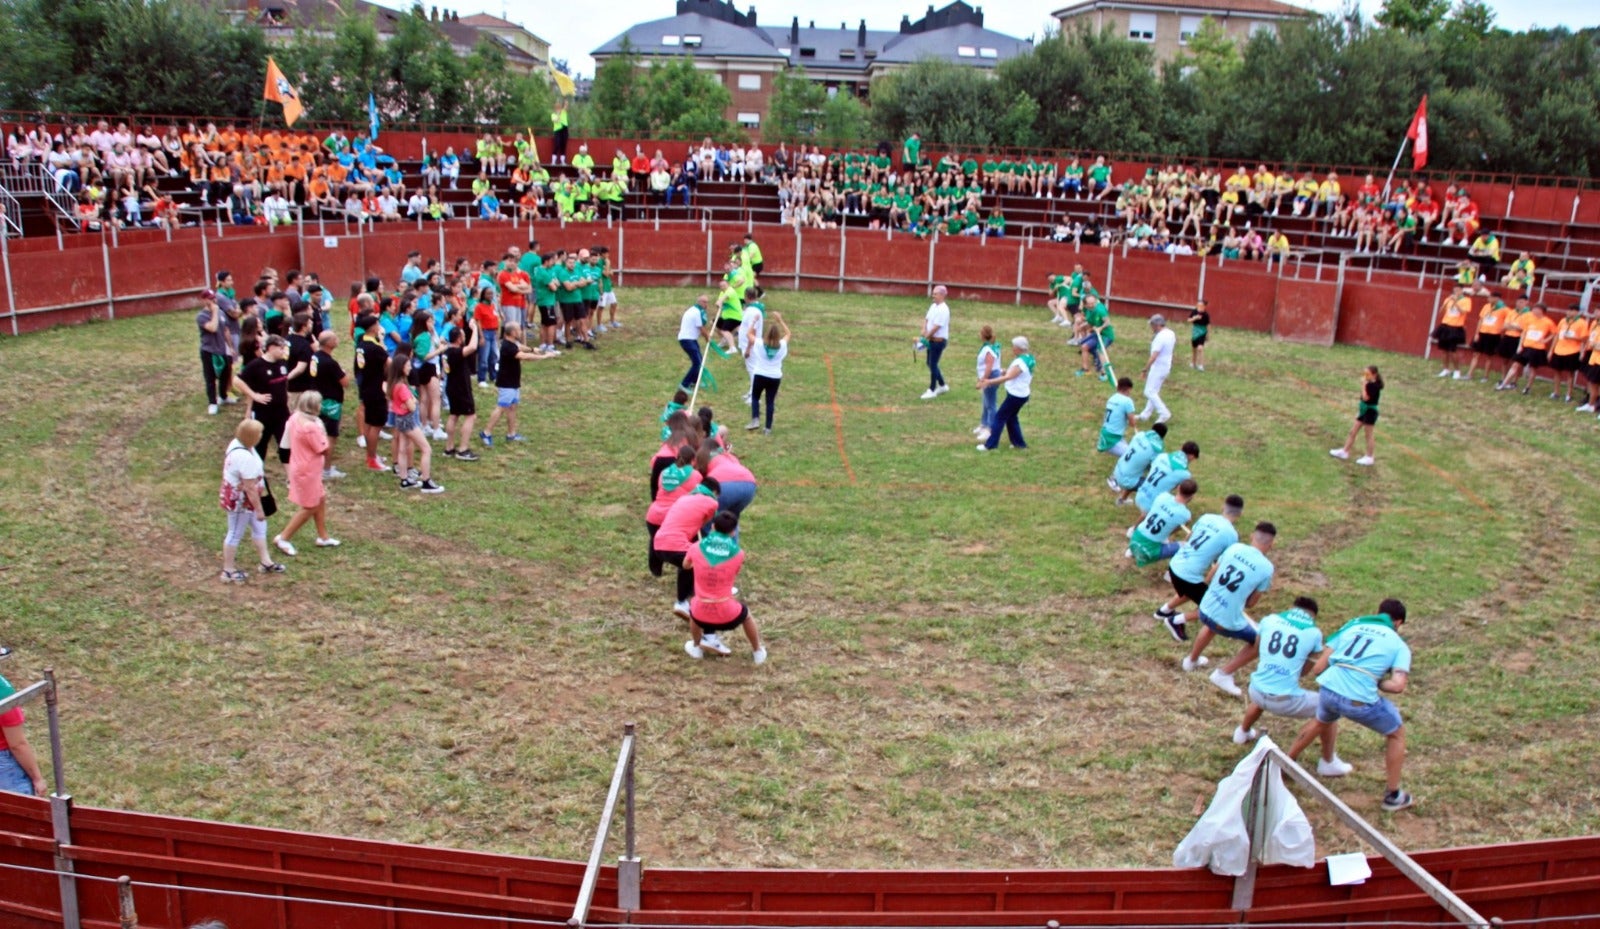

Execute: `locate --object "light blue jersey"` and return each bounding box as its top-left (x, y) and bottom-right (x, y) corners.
top-left (1103, 393), bottom-right (1135, 437)
top-left (1170, 513), bottom-right (1238, 584)
top-left (1249, 608), bottom-right (1324, 697)
top-left (1129, 491), bottom-right (1191, 566)
top-left (1316, 615), bottom-right (1411, 705)
top-left (1136, 451), bottom-right (1191, 512)
top-left (1197, 543), bottom-right (1274, 630)
top-left (1112, 430), bottom-right (1164, 490)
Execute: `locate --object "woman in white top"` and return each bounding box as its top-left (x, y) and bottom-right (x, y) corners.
top-left (745, 313), bottom-right (790, 434)
top-left (973, 325), bottom-right (1003, 442)
top-left (220, 419), bottom-right (285, 582)
top-left (977, 336), bottom-right (1035, 451)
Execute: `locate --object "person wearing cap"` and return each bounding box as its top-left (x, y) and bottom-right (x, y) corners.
top-left (197, 289), bottom-right (233, 416)
top-left (977, 336), bottom-right (1035, 451)
top-left (1139, 314), bottom-right (1176, 424)
top-left (920, 285), bottom-right (951, 400)
top-left (0, 671), bottom-right (48, 796)
top-left (1286, 599), bottom-right (1415, 811)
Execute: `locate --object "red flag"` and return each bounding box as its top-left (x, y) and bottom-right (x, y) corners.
top-left (1406, 95), bottom-right (1428, 170)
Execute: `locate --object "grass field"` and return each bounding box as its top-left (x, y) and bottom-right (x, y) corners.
top-left (0, 286), bottom-right (1597, 870)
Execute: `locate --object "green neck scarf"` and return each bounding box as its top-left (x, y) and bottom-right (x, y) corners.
top-left (691, 484), bottom-right (718, 500)
top-left (698, 530), bottom-right (741, 566)
top-left (1280, 607), bottom-right (1317, 629)
top-left (659, 463), bottom-right (693, 494)
top-left (1330, 613), bottom-right (1396, 641)
top-left (660, 401), bottom-right (684, 423)
top-left (1018, 353), bottom-right (1036, 372)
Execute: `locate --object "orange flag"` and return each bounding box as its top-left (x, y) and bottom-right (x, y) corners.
top-left (263, 57), bottom-right (304, 127)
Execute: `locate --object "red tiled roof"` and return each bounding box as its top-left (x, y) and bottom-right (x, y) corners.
top-left (1054, 0), bottom-right (1315, 18)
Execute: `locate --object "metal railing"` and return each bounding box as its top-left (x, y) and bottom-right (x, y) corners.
top-left (0, 669), bottom-right (77, 929)
top-left (569, 722), bottom-right (639, 928)
top-left (0, 160), bottom-right (78, 230)
top-left (0, 185), bottom-right (20, 237)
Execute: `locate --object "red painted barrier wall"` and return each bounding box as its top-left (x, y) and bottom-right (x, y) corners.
top-left (5, 221), bottom-right (1462, 364)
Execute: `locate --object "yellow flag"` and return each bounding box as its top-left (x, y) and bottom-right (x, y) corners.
top-left (263, 57), bottom-right (304, 127)
top-left (549, 65), bottom-right (575, 98)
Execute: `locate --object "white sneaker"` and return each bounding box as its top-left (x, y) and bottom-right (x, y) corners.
top-left (1452, 371), bottom-right (1464, 380)
top-left (921, 389), bottom-right (938, 400)
top-left (315, 537), bottom-right (341, 547)
top-left (752, 646), bottom-right (767, 665)
top-left (1106, 476), bottom-right (1119, 491)
top-left (207, 403), bottom-right (219, 416)
top-left (1436, 369), bottom-right (1451, 378)
top-left (1577, 404), bottom-right (1595, 413)
top-left (1209, 669), bottom-right (1242, 696)
top-left (976, 428), bottom-right (991, 442)
top-left (379, 430), bottom-right (393, 440)
top-left (357, 435), bottom-right (368, 449)
top-left (699, 633), bottom-right (732, 656)
top-left (1329, 448), bottom-right (1349, 460)
top-left (934, 384), bottom-right (950, 396)
top-left (323, 467), bottom-right (347, 480)
top-left (971, 425), bottom-right (983, 435)
top-left (1195, 365), bottom-right (1204, 372)
top-left (1356, 456), bottom-right (1375, 466)
top-left (477, 381), bottom-right (489, 389)
top-left (672, 600), bottom-right (692, 621)
top-left (1125, 525), bottom-right (1134, 539)
top-left (746, 419), bottom-right (761, 431)
top-left (683, 640), bottom-right (704, 659)
top-left (222, 397), bottom-right (238, 405)
top-left (273, 535), bottom-right (297, 557)
top-left (1317, 756), bottom-right (1354, 778)
top-left (1181, 656), bottom-right (1210, 671)
top-left (1232, 726), bottom-right (1259, 745)
top-left (975, 443), bottom-right (989, 451)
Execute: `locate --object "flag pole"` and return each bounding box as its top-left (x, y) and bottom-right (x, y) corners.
top-left (1380, 136), bottom-right (1410, 205)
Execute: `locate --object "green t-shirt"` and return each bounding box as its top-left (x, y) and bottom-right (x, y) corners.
top-left (904, 136), bottom-right (921, 164)
top-left (554, 265), bottom-right (583, 303)
top-left (581, 263), bottom-right (601, 301)
top-left (1089, 164), bottom-right (1111, 183)
top-left (961, 158), bottom-right (977, 176)
top-left (944, 214), bottom-right (965, 234)
top-left (518, 251), bottom-right (540, 277)
top-left (533, 266), bottom-right (558, 307)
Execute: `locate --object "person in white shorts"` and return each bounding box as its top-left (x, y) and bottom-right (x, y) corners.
top-left (1231, 596), bottom-right (1345, 774)
top-left (1139, 314), bottom-right (1176, 424)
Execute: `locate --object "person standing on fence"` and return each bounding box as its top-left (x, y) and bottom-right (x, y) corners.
top-left (977, 337), bottom-right (1035, 451)
top-left (550, 101), bottom-right (569, 165)
top-left (1138, 315), bottom-right (1176, 424)
top-left (973, 326), bottom-right (1002, 443)
top-left (920, 286), bottom-right (952, 400)
top-left (746, 312), bottom-right (789, 435)
top-left (0, 672), bottom-right (48, 797)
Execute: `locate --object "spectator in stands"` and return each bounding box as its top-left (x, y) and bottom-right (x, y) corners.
top-left (667, 163), bottom-right (692, 207)
top-left (572, 143), bottom-right (595, 180)
top-left (1265, 230), bottom-right (1291, 268)
top-left (1505, 252), bottom-right (1537, 291)
top-left (1468, 229), bottom-right (1501, 281)
top-left (439, 146), bottom-right (460, 189)
top-left (747, 144), bottom-right (765, 181)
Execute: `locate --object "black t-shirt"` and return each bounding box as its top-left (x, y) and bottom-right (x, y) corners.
top-left (239, 357), bottom-right (289, 415)
top-left (286, 333), bottom-right (315, 392)
top-left (356, 339), bottom-right (389, 401)
top-left (1363, 383), bottom-right (1382, 407)
top-left (496, 338), bottom-right (522, 389)
top-left (443, 345), bottom-right (471, 394)
top-left (311, 350), bottom-right (345, 404)
top-left (1190, 310), bottom-right (1211, 330)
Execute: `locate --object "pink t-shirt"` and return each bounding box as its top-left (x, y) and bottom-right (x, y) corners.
top-left (0, 707), bottom-right (22, 750)
top-left (389, 380), bottom-right (415, 415)
top-left (706, 451), bottom-right (755, 484)
top-left (646, 469), bottom-right (702, 526)
top-left (684, 545), bottom-right (746, 625)
top-left (654, 493), bottom-right (719, 552)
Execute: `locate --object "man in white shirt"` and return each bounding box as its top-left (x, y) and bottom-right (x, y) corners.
top-left (262, 192), bottom-right (292, 226)
top-left (920, 285), bottom-right (952, 400)
top-left (677, 295), bottom-right (713, 390)
top-left (1139, 314), bottom-right (1177, 424)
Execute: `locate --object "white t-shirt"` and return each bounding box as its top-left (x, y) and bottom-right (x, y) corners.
top-left (223, 439), bottom-right (264, 490)
top-left (976, 343), bottom-right (1000, 379)
top-left (924, 301), bottom-right (951, 339)
top-left (738, 305), bottom-right (765, 352)
top-left (678, 304), bottom-right (707, 341)
top-left (1149, 328), bottom-right (1177, 373)
top-left (1004, 357), bottom-right (1033, 398)
top-left (747, 339), bottom-right (788, 379)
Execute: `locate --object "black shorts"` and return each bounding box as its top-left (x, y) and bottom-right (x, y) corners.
top-left (751, 261), bottom-right (764, 275)
top-left (1192, 334), bottom-right (1208, 347)
top-left (409, 362), bottom-right (437, 386)
top-left (361, 396), bottom-right (388, 428)
top-left (1473, 333), bottom-right (1501, 355)
top-left (1585, 363), bottom-right (1600, 386)
top-left (319, 413), bottom-right (341, 438)
top-left (1356, 407), bottom-right (1379, 426)
top-left (691, 603), bottom-right (749, 632)
top-left (1498, 336), bottom-right (1522, 360)
top-left (584, 299), bottom-right (598, 317)
top-left (538, 305), bottom-right (558, 327)
top-left (1551, 352), bottom-right (1580, 373)
top-left (559, 302), bottom-right (584, 323)
top-left (715, 318), bottom-right (740, 332)
top-left (446, 386), bottom-right (475, 415)
top-left (1517, 347), bottom-right (1549, 368)
top-left (1432, 325), bottom-right (1466, 351)
top-left (1170, 572), bottom-right (1208, 604)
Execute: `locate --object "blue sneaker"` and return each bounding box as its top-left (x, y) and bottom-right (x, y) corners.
top-left (479, 431), bottom-right (493, 448)
top-left (506, 433), bottom-right (526, 442)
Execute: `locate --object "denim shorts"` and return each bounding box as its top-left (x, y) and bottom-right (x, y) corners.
top-left (394, 410), bottom-right (421, 433)
top-left (497, 387), bottom-right (520, 408)
top-left (0, 750), bottom-right (35, 795)
top-left (1200, 609), bottom-right (1257, 644)
top-left (1316, 688), bottom-right (1403, 735)
top-left (1248, 685), bottom-right (1320, 719)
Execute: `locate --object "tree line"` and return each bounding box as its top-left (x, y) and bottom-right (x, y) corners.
top-left (0, 0), bottom-right (552, 128)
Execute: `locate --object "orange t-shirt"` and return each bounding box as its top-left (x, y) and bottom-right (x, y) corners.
top-left (308, 177), bottom-right (330, 198)
top-left (219, 130), bottom-right (240, 152)
top-left (1477, 303), bottom-right (1508, 335)
top-left (1440, 296), bottom-right (1469, 328)
top-left (1552, 319), bottom-right (1589, 356)
top-left (1587, 329), bottom-right (1600, 366)
top-left (1503, 310), bottom-right (1531, 336)
top-left (1520, 317), bottom-right (1556, 350)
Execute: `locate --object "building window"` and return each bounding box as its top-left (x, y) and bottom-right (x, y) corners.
top-left (1179, 15), bottom-right (1202, 44)
top-left (799, 47), bottom-right (816, 57)
top-left (738, 112), bottom-right (761, 128)
top-left (1250, 20), bottom-right (1277, 37)
top-left (778, 46), bottom-right (791, 55)
top-left (957, 45), bottom-right (976, 57)
top-left (1127, 12), bottom-right (1156, 42)
top-left (683, 34), bottom-right (702, 47)
top-left (979, 47), bottom-right (998, 58)
top-left (737, 73), bottom-right (761, 90)
top-left (661, 34), bottom-right (680, 46)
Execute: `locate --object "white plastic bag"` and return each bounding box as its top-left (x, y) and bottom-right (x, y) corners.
top-left (1173, 737), bottom-right (1316, 876)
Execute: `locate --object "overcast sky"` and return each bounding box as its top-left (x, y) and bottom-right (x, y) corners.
top-left (435, 0), bottom-right (1599, 76)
